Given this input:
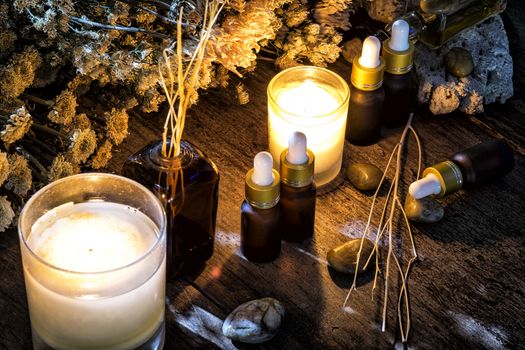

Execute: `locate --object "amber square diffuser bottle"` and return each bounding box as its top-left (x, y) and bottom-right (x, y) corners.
top-left (122, 139), bottom-right (219, 278)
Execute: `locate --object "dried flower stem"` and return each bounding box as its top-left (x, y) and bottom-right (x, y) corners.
top-left (117, 0), bottom-right (173, 10)
top-left (70, 16), bottom-right (170, 39)
top-left (119, 0), bottom-right (196, 30)
top-left (257, 56), bottom-right (276, 62)
top-left (23, 139), bottom-right (56, 164)
top-left (30, 122), bottom-right (68, 140)
top-left (1, 113), bottom-right (66, 142)
top-left (21, 93), bottom-right (53, 107)
top-left (260, 47), bottom-right (279, 55)
top-left (158, 0), bottom-right (224, 158)
top-left (344, 114), bottom-right (422, 344)
top-left (15, 146), bottom-right (48, 182)
top-left (15, 146), bottom-right (47, 175)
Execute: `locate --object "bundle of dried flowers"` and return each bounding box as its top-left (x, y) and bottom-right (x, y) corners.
top-left (0, 0), bottom-right (357, 231)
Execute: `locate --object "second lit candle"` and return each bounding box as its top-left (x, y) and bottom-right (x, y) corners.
top-left (267, 66), bottom-right (350, 187)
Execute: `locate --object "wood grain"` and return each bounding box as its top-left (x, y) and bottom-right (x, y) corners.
top-left (1, 4), bottom-right (525, 349)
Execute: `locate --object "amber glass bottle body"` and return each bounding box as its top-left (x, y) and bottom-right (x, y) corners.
top-left (122, 140), bottom-right (219, 278)
top-left (382, 71), bottom-right (416, 128)
top-left (241, 201), bottom-right (281, 263)
top-left (451, 139), bottom-right (514, 188)
top-left (346, 85), bottom-right (385, 146)
top-left (280, 183), bottom-right (316, 242)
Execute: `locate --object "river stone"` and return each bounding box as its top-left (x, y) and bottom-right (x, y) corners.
top-left (445, 47), bottom-right (474, 78)
top-left (346, 163), bottom-right (383, 191)
top-left (404, 194), bottom-right (444, 223)
top-left (222, 298), bottom-right (284, 344)
top-left (327, 238), bottom-right (375, 274)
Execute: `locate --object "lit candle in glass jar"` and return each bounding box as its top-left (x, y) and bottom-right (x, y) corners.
top-left (268, 66), bottom-right (350, 186)
top-left (19, 174), bottom-right (166, 350)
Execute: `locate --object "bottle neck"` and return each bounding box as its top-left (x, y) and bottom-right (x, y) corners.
top-left (423, 160), bottom-right (464, 197)
top-left (409, 160), bottom-right (463, 198)
top-left (350, 57), bottom-right (385, 91)
top-left (245, 169), bottom-right (280, 209)
top-left (383, 39), bottom-right (415, 74)
top-left (149, 140), bottom-right (194, 169)
top-left (280, 149), bottom-right (315, 188)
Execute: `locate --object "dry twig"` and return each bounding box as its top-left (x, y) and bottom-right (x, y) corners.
top-left (344, 113), bottom-right (422, 344)
top-left (158, 0), bottom-right (224, 158)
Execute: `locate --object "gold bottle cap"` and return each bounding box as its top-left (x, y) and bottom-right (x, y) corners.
top-left (351, 56), bottom-right (385, 91)
top-left (382, 39), bottom-right (415, 75)
top-left (280, 149), bottom-right (315, 187)
top-left (245, 169), bottom-right (280, 209)
top-left (423, 160), bottom-right (463, 197)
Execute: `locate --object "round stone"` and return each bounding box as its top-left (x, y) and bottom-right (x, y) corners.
top-left (404, 194), bottom-right (444, 223)
top-left (445, 47), bottom-right (474, 78)
top-left (342, 38), bottom-right (363, 64)
top-left (346, 163), bottom-right (383, 191)
top-left (222, 298), bottom-right (284, 344)
top-left (327, 238), bottom-right (375, 274)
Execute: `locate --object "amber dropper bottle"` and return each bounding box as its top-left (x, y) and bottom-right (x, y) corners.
top-left (382, 19), bottom-right (416, 128)
top-left (280, 132), bottom-right (316, 242)
top-left (346, 36), bottom-right (386, 146)
top-left (409, 139), bottom-right (514, 199)
top-left (241, 152), bottom-right (281, 263)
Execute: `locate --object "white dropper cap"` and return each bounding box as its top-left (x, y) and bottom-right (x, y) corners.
top-left (252, 151), bottom-right (274, 186)
top-left (408, 173), bottom-right (442, 199)
top-left (359, 36), bottom-right (381, 69)
top-left (389, 19), bottom-right (410, 52)
top-left (286, 131), bottom-right (308, 165)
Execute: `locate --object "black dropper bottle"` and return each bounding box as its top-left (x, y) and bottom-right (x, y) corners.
top-left (382, 19), bottom-right (417, 128)
top-left (409, 139), bottom-right (514, 199)
top-left (280, 131), bottom-right (316, 242)
top-left (346, 36), bottom-right (386, 146)
top-left (241, 152), bottom-right (281, 263)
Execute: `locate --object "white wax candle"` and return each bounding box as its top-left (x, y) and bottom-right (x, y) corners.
top-left (276, 81), bottom-right (340, 117)
top-left (268, 75), bottom-right (348, 186)
top-left (24, 201), bottom-right (165, 350)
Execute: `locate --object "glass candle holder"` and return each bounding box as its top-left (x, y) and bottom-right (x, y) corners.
top-left (268, 66), bottom-right (350, 187)
top-left (18, 173), bottom-right (167, 350)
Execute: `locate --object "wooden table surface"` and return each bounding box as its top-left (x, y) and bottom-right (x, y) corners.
top-left (2, 8), bottom-right (525, 350)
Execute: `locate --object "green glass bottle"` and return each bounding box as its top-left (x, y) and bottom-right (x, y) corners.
top-left (380, 0), bottom-right (507, 49)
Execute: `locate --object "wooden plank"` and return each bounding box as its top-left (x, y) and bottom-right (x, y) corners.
top-left (110, 59), bottom-right (525, 349)
top-left (2, 5), bottom-right (525, 344)
top-left (0, 230), bottom-right (32, 348)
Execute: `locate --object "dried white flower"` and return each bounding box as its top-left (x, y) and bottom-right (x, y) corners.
top-left (0, 196), bottom-right (15, 232)
top-left (1, 106), bottom-right (33, 145)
